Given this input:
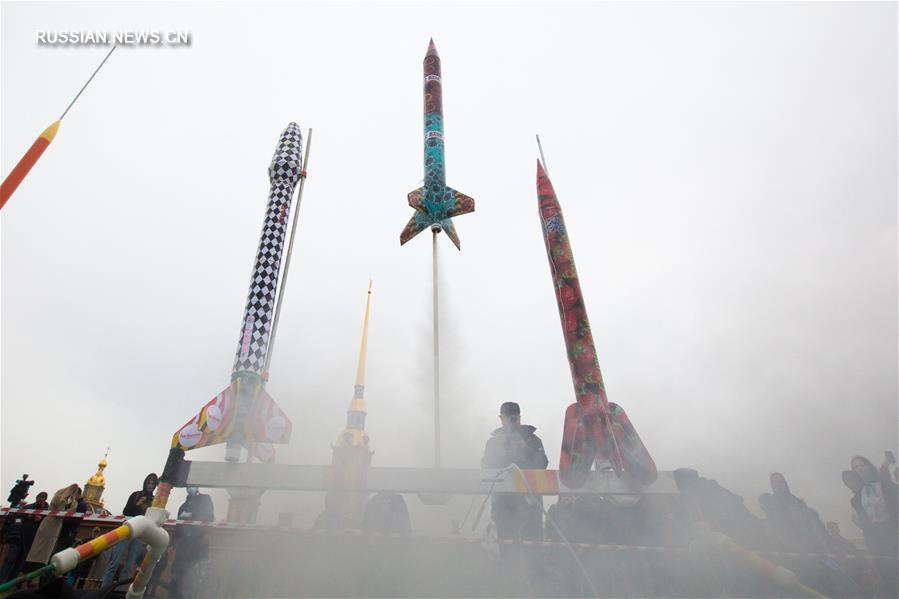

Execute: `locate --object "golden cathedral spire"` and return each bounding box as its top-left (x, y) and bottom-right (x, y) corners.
top-left (323, 283), bottom-right (375, 530)
top-left (336, 281), bottom-right (373, 449)
top-left (355, 279), bottom-right (373, 388)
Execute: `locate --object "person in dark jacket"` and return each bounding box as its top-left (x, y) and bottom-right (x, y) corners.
top-left (176, 487), bottom-right (214, 523)
top-left (123, 474), bottom-right (158, 518)
top-left (482, 402), bottom-right (549, 595)
top-left (825, 521), bottom-right (857, 554)
top-left (667, 468), bottom-right (768, 549)
top-left (758, 473), bottom-right (828, 552)
top-left (845, 459), bottom-right (899, 598)
top-left (481, 401), bottom-right (549, 541)
top-left (101, 473), bottom-right (158, 588)
top-left (0, 506), bottom-right (27, 582)
top-left (482, 402), bottom-right (549, 472)
top-left (847, 456), bottom-right (898, 555)
top-left (170, 487), bottom-right (214, 597)
top-left (1, 493), bottom-right (48, 583)
top-left (362, 493), bottom-right (412, 536)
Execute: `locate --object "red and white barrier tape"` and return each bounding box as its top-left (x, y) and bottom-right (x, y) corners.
top-left (2, 507), bottom-right (894, 561)
top-left (1, 507), bottom-right (126, 522)
top-left (0, 506), bottom-right (300, 529)
top-left (314, 530), bottom-right (897, 561)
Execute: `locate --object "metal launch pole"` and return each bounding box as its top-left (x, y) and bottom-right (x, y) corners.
top-left (432, 227), bottom-right (441, 468)
top-left (60, 46), bottom-right (117, 121)
top-left (536, 134), bottom-right (549, 176)
top-left (265, 128), bottom-right (313, 377)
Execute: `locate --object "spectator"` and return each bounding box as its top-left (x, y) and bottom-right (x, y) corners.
top-left (824, 521), bottom-right (857, 555)
top-left (6, 476), bottom-right (35, 507)
top-left (545, 494), bottom-right (624, 544)
top-left (481, 401), bottom-right (549, 542)
top-left (101, 473), bottom-right (158, 588)
top-left (170, 487), bottom-right (214, 597)
top-left (886, 450), bottom-right (898, 484)
top-left (0, 511), bottom-right (26, 582)
top-left (842, 470), bottom-right (870, 537)
top-left (56, 486), bottom-right (87, 553)
top-left (313, 492), bottom-right (345, 531)
top-left (23, 484), bottom-right (79, 571)
top-left (674, 468), bottom-right (767, 549)
top-left (176, 487), bottom-right (214, 523)
top-left (20, 492), bottom-right (49, 567)
top-left (24, 491), bottom-right (48, 512)
top-left (0, 490), bottom-right (43, 581)
top-left (362, 492), bottom-right (411, 536)
top-left (849, 455), bottom-right (898, 555)
top-left (758, 473), bottom-right (828, 552)
top-left (482, 402), bottom-right (548, 596)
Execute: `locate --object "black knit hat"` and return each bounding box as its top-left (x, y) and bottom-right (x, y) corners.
top-left (500, 402), bottom-right (520, 416)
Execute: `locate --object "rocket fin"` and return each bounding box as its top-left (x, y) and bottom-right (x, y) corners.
top-left (248, 442), bottom-right (276, 463)
top-left (447, 187), bottom-right (475, 217)
top-left (441, 219), bottom-right (462, 250)
top-left (400, 214), bottom-right (429, 246)
top-left (244, 385), bottom-right (293, 446)
top-left (408, 187), bottom-right (424, 213)
top-left (172, 382), bottom-right (239, 451)
top-left (606, 403), bottom-right (657, 485)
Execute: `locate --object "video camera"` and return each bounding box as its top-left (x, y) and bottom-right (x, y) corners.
top-left (7, 474), bottom-right (35, 506)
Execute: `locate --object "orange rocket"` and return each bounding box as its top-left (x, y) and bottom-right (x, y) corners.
top-left (0, 47), bottom-right (115, 211)
top-left (0, 121), bottom-right (60, 210)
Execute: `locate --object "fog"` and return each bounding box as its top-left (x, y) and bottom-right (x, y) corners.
top-left (1, 0), bottom-right (895, 550)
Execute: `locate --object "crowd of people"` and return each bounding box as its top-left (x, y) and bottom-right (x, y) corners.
top-left (480, 401), bottom-right (898, 596)
top-left (1, 406), bottom-right (896, 596)
top-left (0, 483), bottom-right (85, 585)
top-left (0, 472), bottom-right (214, 596)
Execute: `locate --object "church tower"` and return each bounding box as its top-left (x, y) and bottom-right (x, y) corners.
top-left (337, 280), bottom-right (373, 452)
top-left (322, 282), bottom-right (374, 529)
top-left (83, 450), bottom-right (109, 515)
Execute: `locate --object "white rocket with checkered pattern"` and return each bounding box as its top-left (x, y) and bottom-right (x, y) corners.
top-left (232, 123), bottom-right (304, 375)
top-left (171, 124), bottom-right (300, 460)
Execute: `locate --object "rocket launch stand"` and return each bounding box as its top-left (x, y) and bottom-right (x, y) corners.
top-left (162, 455), bottom-right (679, 498)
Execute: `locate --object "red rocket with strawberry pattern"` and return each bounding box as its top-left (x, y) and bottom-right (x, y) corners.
top-left (536, 160), bottom-right (656, 488)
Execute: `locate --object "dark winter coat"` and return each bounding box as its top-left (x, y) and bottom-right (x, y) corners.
top-left (850, 467), bottom-right (899, 555)
top-left (1, 513), bottom-right (25, 545)
top-left (122, 474), bottom-right (158, 518)
top-left (481, 424), bottom-right (548, 542)
top-left (481, 425), bottom-right (549, 470)
top-left (362, 493), bottom-right (412, 536)
top-left (177, 494), bottom-right (215, 523)
top-left (850, 467), bottom-right (899, 528)
top-left (58, 498), bottom-right (88, 543)
top-left (759, 492), bottom-right (828, 552)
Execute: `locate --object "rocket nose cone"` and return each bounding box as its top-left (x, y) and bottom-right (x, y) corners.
top-left (537, 159), bottom-right (547, 179)
top-left (269, 122), bottom-right (304, 183)
top-left (426, 38), bottom-right (439, 57)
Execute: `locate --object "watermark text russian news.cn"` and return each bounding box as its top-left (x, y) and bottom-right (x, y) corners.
top-left (36, 30), bottom-right (192, 46)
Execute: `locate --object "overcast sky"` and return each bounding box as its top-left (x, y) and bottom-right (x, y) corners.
top-left (1, 1), bottom-right (896, 537)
